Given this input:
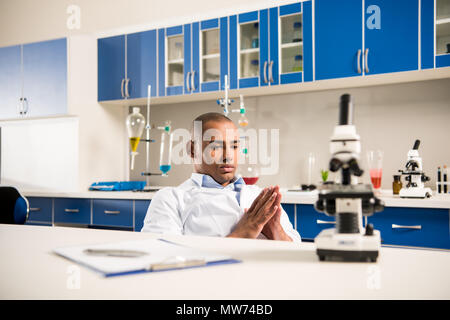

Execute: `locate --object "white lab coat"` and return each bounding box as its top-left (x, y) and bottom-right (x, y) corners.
top-left (141, 173), bottom-right (301, 242)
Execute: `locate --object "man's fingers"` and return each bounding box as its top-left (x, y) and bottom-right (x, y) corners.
top-left (259, 191), bottom-right (278, 221)
top-left (254, 186), bottom-right (276, 214)
top-left (248, 187), bottom-right (268, 214)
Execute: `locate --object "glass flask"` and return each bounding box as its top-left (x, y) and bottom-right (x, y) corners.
top-left (240, 147), bottom-right (259, 185)
top-left (126, 107), bottom-right (145, 170)
top-left (159, 121), bottom-right (173, 175)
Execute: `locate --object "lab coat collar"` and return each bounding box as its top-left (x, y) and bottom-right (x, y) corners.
top-left (190, 172), bottom-right (245, 189)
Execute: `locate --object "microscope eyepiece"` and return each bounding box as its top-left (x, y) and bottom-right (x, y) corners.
top-left (339, 94), bottom-right (353, 126)
top-left (413, 139), bottom-right (420, 150)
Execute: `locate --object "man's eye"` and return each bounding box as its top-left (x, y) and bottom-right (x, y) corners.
top-left (232, 145), bottom-right (239, 149)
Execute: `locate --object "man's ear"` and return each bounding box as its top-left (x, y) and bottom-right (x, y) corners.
top-left (187, 140), bottom-right (195, 159)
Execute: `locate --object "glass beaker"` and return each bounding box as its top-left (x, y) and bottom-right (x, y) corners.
top-left (126, 107), bottom-right (145, 170)
top-left (240, 147), bottom-right (259, 185)
top-left (367, 150), bottom-right (383, 193)
top-left (159, 121), bottom-right (173, 175)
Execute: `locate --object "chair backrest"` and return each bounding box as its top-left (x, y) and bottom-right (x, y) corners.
top-left (0, 186), bottom-right (29, 224)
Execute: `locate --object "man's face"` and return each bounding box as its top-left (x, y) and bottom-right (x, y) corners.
top-left (193, 120), bottom-right (240, 186)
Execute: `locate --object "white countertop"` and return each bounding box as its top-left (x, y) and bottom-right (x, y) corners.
top-left (0, 224), bottom-right (449, 299)
top-left (22, 188), bottom-right (450, 209)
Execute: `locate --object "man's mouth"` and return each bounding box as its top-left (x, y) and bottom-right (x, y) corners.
top-left (219, 165), bottom-right (235, 173)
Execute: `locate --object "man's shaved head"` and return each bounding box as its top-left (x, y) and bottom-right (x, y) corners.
top-left (191, 112), bottom-right (234, 138)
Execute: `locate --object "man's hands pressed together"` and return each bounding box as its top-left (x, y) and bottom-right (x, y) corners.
top-left (228, 186), bottom-right (292, 241)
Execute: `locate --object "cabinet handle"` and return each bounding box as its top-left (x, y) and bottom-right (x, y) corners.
top-left (317, 219), bottom-right (336, 225)
top-left (64, 208), bottom-right (79, 213)
top-left (392, 224), bottom-right (421, 230)
top-left (120, 78), bottom-right (125, 98)
top-left (186, 71), bottom-right (191, 92)
top-left (268, 61), bottom-right (274, 83)
top-left (30, 208), bottom-right (41, 212)
top-left (263, 61), bottom-right (268, 84)
top-left (191, 70), bottom-right (196, 91)
top-left (364, 48), bottom-right (369, 73)
top-left (125, 78), bottom-right (130, 98)
top-left (357, 49), bottom-right (362, 74)
top-left (104, 210), bottom-right (120, 215)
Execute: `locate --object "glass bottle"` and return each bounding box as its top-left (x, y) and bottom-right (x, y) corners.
top-left (393, 175), bottom-right (402, 195)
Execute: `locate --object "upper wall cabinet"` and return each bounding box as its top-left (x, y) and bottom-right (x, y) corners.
top-left (229, 1), bottom-right (313, 89)
top-left (315, 0), bottom-right (419, 80)
top-left (421, 0), bottom-right (450, 69)
top-left (98, 30), bottom-right (158, 101)
top-left (158, 18), bottom-right (228, 97)
top-left (0, 38), bottom-right (67, 119)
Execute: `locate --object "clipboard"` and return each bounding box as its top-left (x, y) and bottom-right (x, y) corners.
top-left (53, 238), bottom-right (241, 277)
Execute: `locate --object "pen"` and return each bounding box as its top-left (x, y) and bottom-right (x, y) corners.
top-left (83, 248), bottom-right (148, 258)
top-left (444, 165), bottom-right (448, 194)
top-left (437, 166), bottom-right (441, 194)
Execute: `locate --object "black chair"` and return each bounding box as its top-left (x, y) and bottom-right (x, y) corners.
top-left (0, 186), bottom-right (29, 224)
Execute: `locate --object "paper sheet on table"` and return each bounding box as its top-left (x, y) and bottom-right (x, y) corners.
top-left (53, 238), bottom-right (238, 276)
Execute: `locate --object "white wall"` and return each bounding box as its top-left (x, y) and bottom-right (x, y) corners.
top-left (130, 78), bottom-right (450, 190)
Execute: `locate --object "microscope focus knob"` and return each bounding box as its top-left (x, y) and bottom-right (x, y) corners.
top-left (365, 223), bottom-right (374, 236)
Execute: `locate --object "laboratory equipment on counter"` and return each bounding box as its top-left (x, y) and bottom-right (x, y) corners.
top-left (159, 121), bottom-right (173, 176)
top-left (314, 94), bottom-right (384, 262)
top-left (367, 150), bottom-right (383, 194)
top-left (216, 75), bottom-right (234, 115)
top-left (239, 146), bottom-right (259, 185)
top-left (392, 175), bottom-right (402, 195)
top-left (398, 140), bottom-right (432, 198)
top-left (237, 95), bottom-right (249, 127)
top-left (126, 107), bottom-right (145, 170)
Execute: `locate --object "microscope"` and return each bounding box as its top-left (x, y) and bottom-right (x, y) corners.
top-left (398, 140), bottom-right (432, 198)
top-left (314, 94), bottom-right (384, 262)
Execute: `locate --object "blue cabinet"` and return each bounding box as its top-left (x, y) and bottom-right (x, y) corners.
top-left (368, 207), bottom-right (450, 249)
top-left (22, 38), bottom-right (67, 118)
top-left (421, 0), bottom-right (450, 69)
top-left (296, 204), bottom-right (335, 240)
top-left (0, 38), bottom-right (67, 119)
top-left (26, 197), bottom-right (52, 224)
top-left (282, 203), bottom-right (296, 230)
top-left (134, 200), bottom-right (151, 232)
top-left (54, 198), bottom-right (91, 225)
top-left (92, 199), bottom-right (133, 228)
top-left (98, 31), bottom-right (157, 101)
top-left (315, 0), bottom-right (419, 80)
top-left (229, 2), bottom-right (313, 89)
top-left (98, 35), bottom-right (125, 101)
top-left (0, 45), bottom-right (22, 119)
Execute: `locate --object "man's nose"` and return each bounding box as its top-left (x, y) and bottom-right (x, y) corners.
top-left (223, 145), bottom-right (235, 163)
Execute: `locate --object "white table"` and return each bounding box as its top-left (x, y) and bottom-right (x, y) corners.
top-left (1, 225), bottom-right (449, 299)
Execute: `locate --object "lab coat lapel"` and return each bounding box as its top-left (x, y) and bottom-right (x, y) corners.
top-left (240, 185), bottom-right (261, 210)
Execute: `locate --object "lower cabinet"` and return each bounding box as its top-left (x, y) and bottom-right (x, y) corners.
top-left (368, 207), bottom-right (450, 249)
top-left (26, 197), bottom-right (53, 225)
top-left (134, 200), bottom-right (151, 232)
top-left (296, 204), bottom-right (450, 249)
top-left (54, 198), bottom-right (91, 225)
top-left (92, 199), bottom-right (133, 228)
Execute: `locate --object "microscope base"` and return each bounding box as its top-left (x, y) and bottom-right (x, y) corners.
top-left (315, 228), bottom-right (380, 262)
top-left (399, 187), bottom-right (432, 199)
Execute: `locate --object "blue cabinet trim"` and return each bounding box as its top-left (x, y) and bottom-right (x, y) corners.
top-left (184, 24), bottom-right (192, 94)
top-left (166, 25), bottom-right (183, 36)
top-left (201, 18), bottom-right (219, 30)
top-left (158, 29), bottom-right (166, 97)
top-left (303, 0), bottom-right (313, 82)
top-left (421, 0), bottom-right (434, 69)
top-left (201, 81), bottom-right (220, 92)
top-left (192, 22), bottom-right (200, 93)
top-left (269, 7), bottom-right (279, 85)
top-left (239, 77), bottom-right (259, 88)
top-left (229, 15), bottom-right (238, 90)
top-left (436, 54), bottom-right (450, 68)
top-left (239, 11), bottom-right (258, 24)
top-left (220, 17), bottom-right (228, 91)
top-left (281, 72), bottom-right (302, 84)
top-left (280, 2), bottom-right (302, 16)
top-left (167, 85), bottom-right (183, 96)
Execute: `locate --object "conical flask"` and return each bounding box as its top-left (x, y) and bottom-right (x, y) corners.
top-left (126, 107), bottom-right (145, 170)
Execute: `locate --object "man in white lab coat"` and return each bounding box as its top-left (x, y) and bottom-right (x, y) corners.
top-left (141, 112), bottom-right (301, 242)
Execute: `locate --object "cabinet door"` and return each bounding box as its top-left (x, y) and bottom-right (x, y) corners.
top-left (126, 30), bottom-right (158, 99)
top-left (364, 0), bottom-right (419, 75)
top-left (368, 207), bottom-right (450, 249)
top-left (199, 18), bottom-right (221, 92)
top-left (230, 10), bottom-right (260, 89)
top-left (98, 35), bottom-right (125, 101)
top-left (279, 2), bottom-right (303, 85)
top-left (23, 38), bottom-right (67, 117)
top-left (315, 0), bottom-right (363, 80)
top-left (297, 204), bottom-right (335, 240)
top-left (0, 45), bottom-right (21, 119)
top-left (92, 199), bottom-right (133, 228)
top-left (134, 200), bottom-right (151, 232)
top-left (435, 0), bottom-right (450, 67)
top-left (26, 197), bottom-right (52, 223)
top-left (54, 198), bottom-right (91, 225)
top-left (164, 25), bottom-right (185, 96)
